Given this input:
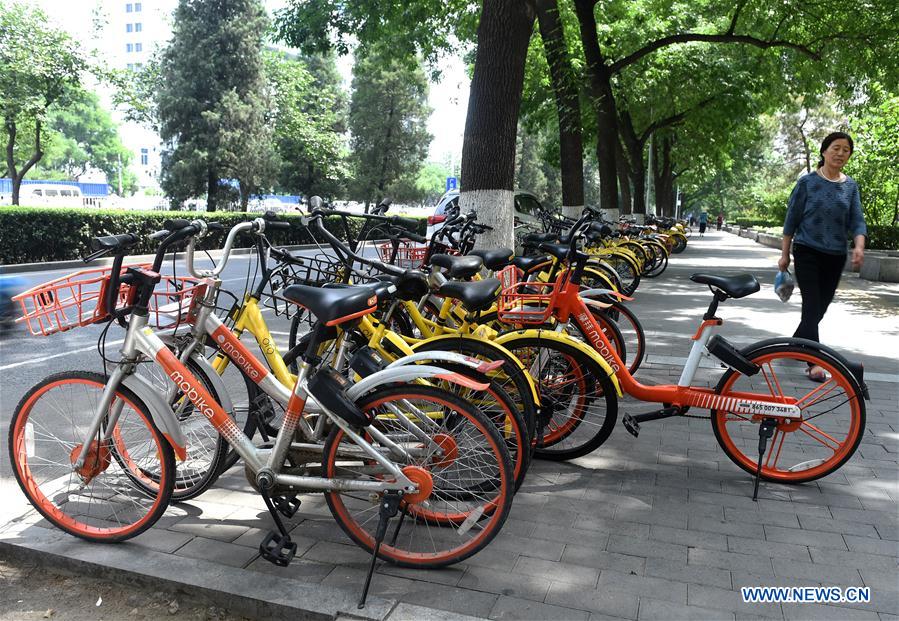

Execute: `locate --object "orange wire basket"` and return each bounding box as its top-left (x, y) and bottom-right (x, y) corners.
top-left (14, 265), bottom-right (206, 336)
top-left (377, 240), bottom-right (429, 269)
top-left (496, 266), bottom-right (561, 325)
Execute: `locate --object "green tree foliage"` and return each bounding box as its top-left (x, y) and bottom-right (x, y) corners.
top-left (266, 51), bottom-right (348, 199)
top-left (0, 3), bottom-right (85, 204)
top-left (347, 45), bottom-right (432, 206)
top-left (845, 87), bottom-right (899, 227)
top-left (158, 0), bottom-right (276, 211)
top-left (28, 89), bottom-right (138, 195)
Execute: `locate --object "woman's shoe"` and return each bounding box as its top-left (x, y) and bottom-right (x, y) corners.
top-left (806, 365), bottom-right (827, 383)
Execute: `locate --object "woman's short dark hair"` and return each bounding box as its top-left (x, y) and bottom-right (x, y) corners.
top-left (818, 132), bottom-right (854, 168)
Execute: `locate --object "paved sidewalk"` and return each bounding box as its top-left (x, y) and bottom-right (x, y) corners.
top-left (2, 228), bottom-right (897, 620)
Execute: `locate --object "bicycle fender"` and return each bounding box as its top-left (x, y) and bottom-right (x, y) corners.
top-left (345, 364), bottom-right (488, 399)
top-left (386, 350), bottom-right (504, 374)
top-left (119, 374), bottom-right (189, 460)
top-left (494, 329), bottom-right (623, 397)
top-left (186, 352), bottom-right (235, 414)
top-left (410, 334), bottom-right (541, 405)
top-left (740, 337), bottom-right (870, 400)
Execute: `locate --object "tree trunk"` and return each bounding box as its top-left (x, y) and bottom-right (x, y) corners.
top-left (573, 0), bottom-right (618, 215)
top-left (6, 117), bottom-right (44, 206)
top-left (653, 137), bottom-right (675, 217)
top-left (615, 139), bottom-right (632, 215)
top-left (377, 99), bottom-right (397, 202)
top-left (460, 0), bottom-right (535, 249)
top-left (536, 0), bottom-right (583, 218)
top-left (207, 169), bottom-right (218, 212)
top-left (618, 112), bottom-right (647, 216)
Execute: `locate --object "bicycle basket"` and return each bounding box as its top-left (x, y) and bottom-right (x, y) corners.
top-left (144, 275), bottom-right (207, 330)
top-left (496, 266), bottom-right (560, 325)
top-left (377, 240), bottom-right (429, 269)
top-left (13, 264), bottom-right (203, 336)
top-left (14, 265), bottom-right (139, 336)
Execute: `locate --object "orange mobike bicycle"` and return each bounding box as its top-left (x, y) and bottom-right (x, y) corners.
top-left (9, 218), bottom-right (514, 606)
top-left (499, 211), bottom-right (870, 498)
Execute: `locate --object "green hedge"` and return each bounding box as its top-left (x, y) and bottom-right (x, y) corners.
top-left (0, 207), bottom-right (427, 265)
top-left (867, 225), bottom-right (899, 251)
top-left (733, 217), bottom-right (780, 228)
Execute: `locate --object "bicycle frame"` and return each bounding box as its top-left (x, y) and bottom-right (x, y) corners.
top-left (565, 285), bottom-right (801, 419)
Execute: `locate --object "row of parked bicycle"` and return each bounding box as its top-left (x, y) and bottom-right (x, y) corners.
top-left (8, 199), bottom-right (868, 606)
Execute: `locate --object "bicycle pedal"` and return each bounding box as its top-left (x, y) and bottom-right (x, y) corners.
top-left (272, 494), bottom-right (301, 518)
top-left (259, 531), bottom-right (297, 567)
top-left (622, 414), bottom-right (640, 437)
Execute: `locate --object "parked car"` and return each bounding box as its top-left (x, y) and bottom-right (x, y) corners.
top-left (425, 189), bottom-right (545, 241)
top-left (19, 184), bottom-right (84, 208)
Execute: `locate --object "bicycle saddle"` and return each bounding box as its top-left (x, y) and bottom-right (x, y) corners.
top-left (369, 271), bottom-right (429, 301)
top-left (537, 242), bottom-right (570, 261)
top-left (429, 254), bottom-right (483, 279)
top-left (511, 254), bottom-right (550, 273)
top-left (468, 248), bottom-right (514, 271)
top-left (523, 232), bottom-right (557, 246)
top-left (282, 284), bottom-right (378, 325)
top-left (690, 273), bottom-right (760, 299)
top-left (324, 280), bottom-right (393, 304)
top-left (438, 278), bottom-right (502, 313)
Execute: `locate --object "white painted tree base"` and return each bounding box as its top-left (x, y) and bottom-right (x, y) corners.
top-left (460, 189), bottom-right (515, 249)
top-left (562, 205), bottom-right (582, 219)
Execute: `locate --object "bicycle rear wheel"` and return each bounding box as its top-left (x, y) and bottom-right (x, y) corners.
top-left (711, 344), bottom-right (865, 483)
top-left (501, 337), bottom-right (618, 460)
top-left (9, 371), bottom-right (175, 542)
top-left (323, 385), bottom-right (514, 568)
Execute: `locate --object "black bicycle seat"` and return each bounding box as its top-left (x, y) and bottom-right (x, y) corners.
top-left (511, 255), bottom-right (550, 273)
top-left (282, 284), bottom-right (378, 325)
top-left (429, 254), bottom-right (483, 279)
top-left (438, 278), bottom-right (502, 313)
top-left (690, 273), bottom-right (760, 299)
top-left (468, 248), bottom-right (514, 271)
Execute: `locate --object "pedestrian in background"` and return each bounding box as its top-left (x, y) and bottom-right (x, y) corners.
top-left (716, 214), bottom-right (723, 231)
top-left (778, 131), bottom-right (867, 382)
top-left (698, 212), bottom-right (708, 237)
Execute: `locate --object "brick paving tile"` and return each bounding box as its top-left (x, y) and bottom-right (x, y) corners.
top-left (644, 557), bottom-right (733, 590)
top-left (727, 535), bottom-right (812, 561)
top-left (687, 583), bottom-right (782, 619)
top-left (545, 582), bottom-right (639, 619)
top-left (606, 533), bottom-right (689, 563)
top-left (459, 566), bottom-right (552, 602)
top-left (597, 569), bottom-right (689, 604)
top-left (400, 584), bottom-right (499, 619)
top-left (488, 595), bottom-right (590, 621)
top-left (561, 545), bottom-right (647, 575)
top-left (173, 535), bottom-right (260, 568)
top-left (687, 548), bottom-right (775, 575)
top-left (763, 525), bottom-right (848, 550)
top-left (514, 555), bottom-right (600, 587)
top-left (637, 597), bottom-right (736, 621)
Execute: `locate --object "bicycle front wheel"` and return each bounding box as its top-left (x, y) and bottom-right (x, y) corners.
top-left (711, 344), bottom-right (866, 483)
top-left (323, 385), bottom-right (514, 568)
top-left (9, 371), bottom-right (176, 542)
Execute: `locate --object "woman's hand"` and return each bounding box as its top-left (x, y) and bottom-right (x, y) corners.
top-left (778, 255), bottom-right (790, 272)
top-left (852, 246), bottom-right (864, 268)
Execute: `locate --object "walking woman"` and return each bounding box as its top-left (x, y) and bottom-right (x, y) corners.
top-left (778, 131), bottom-right (867, 382)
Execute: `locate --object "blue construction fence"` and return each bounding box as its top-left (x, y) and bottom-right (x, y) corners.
top-left (0, 178), bottom-right (110, 197)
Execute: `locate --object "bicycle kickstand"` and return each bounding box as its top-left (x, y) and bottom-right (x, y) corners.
top-left (358, 491), bottom-right (402, 609)
top-left (752, 418), bottom-right (778, 501)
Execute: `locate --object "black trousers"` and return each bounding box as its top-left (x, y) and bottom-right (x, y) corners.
top-left (792, 243), bottom-right (846, 343)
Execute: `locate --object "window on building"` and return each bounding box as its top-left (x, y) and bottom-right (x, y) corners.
top-left (135, 42), bottom-right (142, 52)
top-left (134, 2), bottom-right (141, 11)
top-left (127, 63), bottom-right (134, 70)
top-left (126, 43), bottom-right (133, 53)
top-left (135, 22), bottom-right (142, 32)
top-left (140, 148), bottom-right (149, 166)
top-left (126, 23), bottom-right (132, 33)
top-left (126, 3), bottom-right (132, 12)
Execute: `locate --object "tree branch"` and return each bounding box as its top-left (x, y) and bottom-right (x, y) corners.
top-left (609, 32), bottom-right (821, 74)
top-left (727, 0), bottom-right (747, 35)
top-left (638, 96), bottom-right (717, 143)
top-left (20, 119), bottom-right (44, 178)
